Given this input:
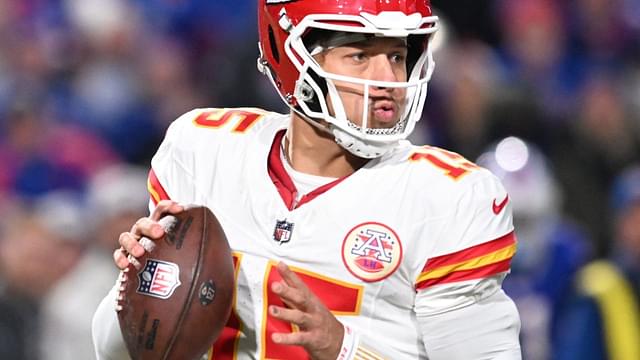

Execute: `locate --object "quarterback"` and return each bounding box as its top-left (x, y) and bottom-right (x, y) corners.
top-left (93, 0), bottom-right (522, 359)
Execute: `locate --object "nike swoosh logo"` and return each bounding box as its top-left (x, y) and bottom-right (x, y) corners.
top-left (492, 195), bottom-right (509, 215)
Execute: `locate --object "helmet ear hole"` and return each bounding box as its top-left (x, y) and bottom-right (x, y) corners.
top-left (268, 25), bottom-right (280, 64)
top-left (297, 67), bottom-right (327, 113)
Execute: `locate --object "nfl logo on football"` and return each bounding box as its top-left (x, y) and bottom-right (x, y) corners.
top-left (273, 219), bottom-right (294, 244)
top-left (137, 259), bottom-right (182, 299)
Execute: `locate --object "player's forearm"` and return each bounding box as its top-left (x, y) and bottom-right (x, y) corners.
top-left (92, 284), bottom-right (131, 360)
top-left (418, 289), bottom-right (521, 359)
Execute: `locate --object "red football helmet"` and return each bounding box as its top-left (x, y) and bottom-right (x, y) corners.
top-left (258, 0), bottom-right (439, 158)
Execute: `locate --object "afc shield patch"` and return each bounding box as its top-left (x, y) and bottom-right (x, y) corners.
top-left (273, 219), bottom-right (294, 244)
top-left (341, 222), bottom-right (403, 282)
top-left (137, 259), bottom-right (181, 299)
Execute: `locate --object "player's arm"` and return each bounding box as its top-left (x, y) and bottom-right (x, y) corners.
top-left (92, 283), bottom-right (130, 360)
top-left (416, 276), bottom-right (521, 359)
top-left (414, 175), bottom-right (521, 359)
top-left (92, 112), bottom-right (197, 359)
top-left (92, 199), bottom-right (185, 360)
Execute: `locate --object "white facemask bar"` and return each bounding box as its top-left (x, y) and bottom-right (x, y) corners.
top-left (283, 12), bottom-right (439, 144)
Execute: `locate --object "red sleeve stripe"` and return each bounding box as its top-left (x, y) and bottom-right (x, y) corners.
top-left (417, 242), bottom-right (516, 283)
top-left (415, 232), bottom-right (516, 289)
top-left (415, 258), bottom-right (512, 290)
top-left (422, 232), bottom-right (516, 271)
top-left (147, 169), bottom-right (170, 205)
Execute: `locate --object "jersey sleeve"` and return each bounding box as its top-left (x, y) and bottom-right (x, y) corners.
top-left (418, 288), bottom-right (522, 359)
top-left (147, 107), bottom-right (272, 209)
top-left (412, 173), bottom-right (521, 358)
top-left (414, 172), bottom-right (516, 315)
top-left (92, 284), bottom-right (130, 360)
top-left (147, 109), bottom-right (206, 208)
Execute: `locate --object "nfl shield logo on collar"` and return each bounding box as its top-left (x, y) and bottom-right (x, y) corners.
top-left (273, 219), bottom-right (294, 244)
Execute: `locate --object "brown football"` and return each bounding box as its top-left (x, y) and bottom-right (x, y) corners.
top-left (117, 205), bottom-right (234, 360)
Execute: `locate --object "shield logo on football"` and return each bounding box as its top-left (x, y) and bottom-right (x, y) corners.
top-left (136, 259), bottom-right (182, 299)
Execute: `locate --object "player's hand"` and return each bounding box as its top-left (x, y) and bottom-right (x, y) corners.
top-left (114, 200), bottom-right (184, 270)
top-left (269, 261), bottom-right (345, 360)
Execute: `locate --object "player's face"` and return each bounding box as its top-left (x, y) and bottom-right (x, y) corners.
top-left (317, 37), bottom-right (408, 129)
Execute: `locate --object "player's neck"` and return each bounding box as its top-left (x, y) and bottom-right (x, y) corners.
top-left (286, 115), bottom-right (368, 178)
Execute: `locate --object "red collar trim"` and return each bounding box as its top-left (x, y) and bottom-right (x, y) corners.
top-left (267, 130), bottom-right (348, 210)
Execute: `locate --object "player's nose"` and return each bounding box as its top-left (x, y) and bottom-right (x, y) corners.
top-left (369, 54), bottom-right (399, 91)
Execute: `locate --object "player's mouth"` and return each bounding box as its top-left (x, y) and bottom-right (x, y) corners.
top-left (372, 100), bottom-right (398, 125)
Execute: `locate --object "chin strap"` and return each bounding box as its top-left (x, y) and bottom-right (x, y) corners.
top-left (331, 124), bottom-right (397, 159)
top-left (291, 106), bottom-right (398, 159)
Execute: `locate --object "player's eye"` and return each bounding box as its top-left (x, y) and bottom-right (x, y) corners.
top-left (390, 52), bottom-right (406, 64)
top-left (349, 52), bottom-right (367, 63)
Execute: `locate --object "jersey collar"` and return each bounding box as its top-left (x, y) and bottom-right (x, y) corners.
top-left (268, 130), bottom-right (348, 210)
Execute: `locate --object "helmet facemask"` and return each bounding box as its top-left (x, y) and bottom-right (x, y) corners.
top-left (260, 10), bottom-right (439, 158)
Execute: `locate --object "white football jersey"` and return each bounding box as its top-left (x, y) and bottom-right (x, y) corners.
top-left (147, 107), bottom-right (516, 359)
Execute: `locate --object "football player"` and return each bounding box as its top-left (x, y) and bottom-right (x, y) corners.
top-left (93, 1), bottom-right (522, 359)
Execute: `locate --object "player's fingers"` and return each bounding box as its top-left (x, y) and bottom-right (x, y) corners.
top-left (113, 247), bottom-right (130, 270)
top-left (130, 217), bottom-right (165, 239)
top-left (272, 329), bottom-right (311, 346)
top-left (276, 261), bottom-right (311, 292)
top-left (150, 200), bottom-right (184, 221)
top-left (119, 231), bottom-right (145, 258)
top-left (139, 237), bottom-right (156, 253)
top-left (272, 280), bottom-right (308, 310)
top-left (269, 305), bottom-right (310, 328)
top-left (126, 254), bottom-right (142, 270)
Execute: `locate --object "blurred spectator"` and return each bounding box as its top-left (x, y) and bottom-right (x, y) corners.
top-left (139, 37), bottom-right (208, 130)
top-left (0, 200), bottom-right (39, 360)
top-left (477, 137), bottom-right (593, 360)
top-left (551, 73), bottom-right (640, 255)
top-left (25, 191), bottom-right (91, 360)
top-left (555, 165), bottom-right (640, 360)
top-left (0, 98), bottom-right (119, 198)
top-left (0, 192), bottom-right (87, 300)
top-left (86, 164), bottom-right (150, 251)
top-left (65, 0), bottom-right (166, 163)
top-left (427, 39), bottom-right (503, 159)
top-left (496, 0), bottom-right (584, 120)
top-left (431, 0), bottom-right (499, 45)
top-left (0, 192), bottom-right (89, 359)
top-left (567, 0), bottom-right (636, 69)
top-left (64, 0), bottom-right (133, 46)
top-left (37, 166), bottom-right (149, 360)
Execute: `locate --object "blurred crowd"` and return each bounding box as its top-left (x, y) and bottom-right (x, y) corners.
top-left (0, 0), bottom-right (638, 359)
